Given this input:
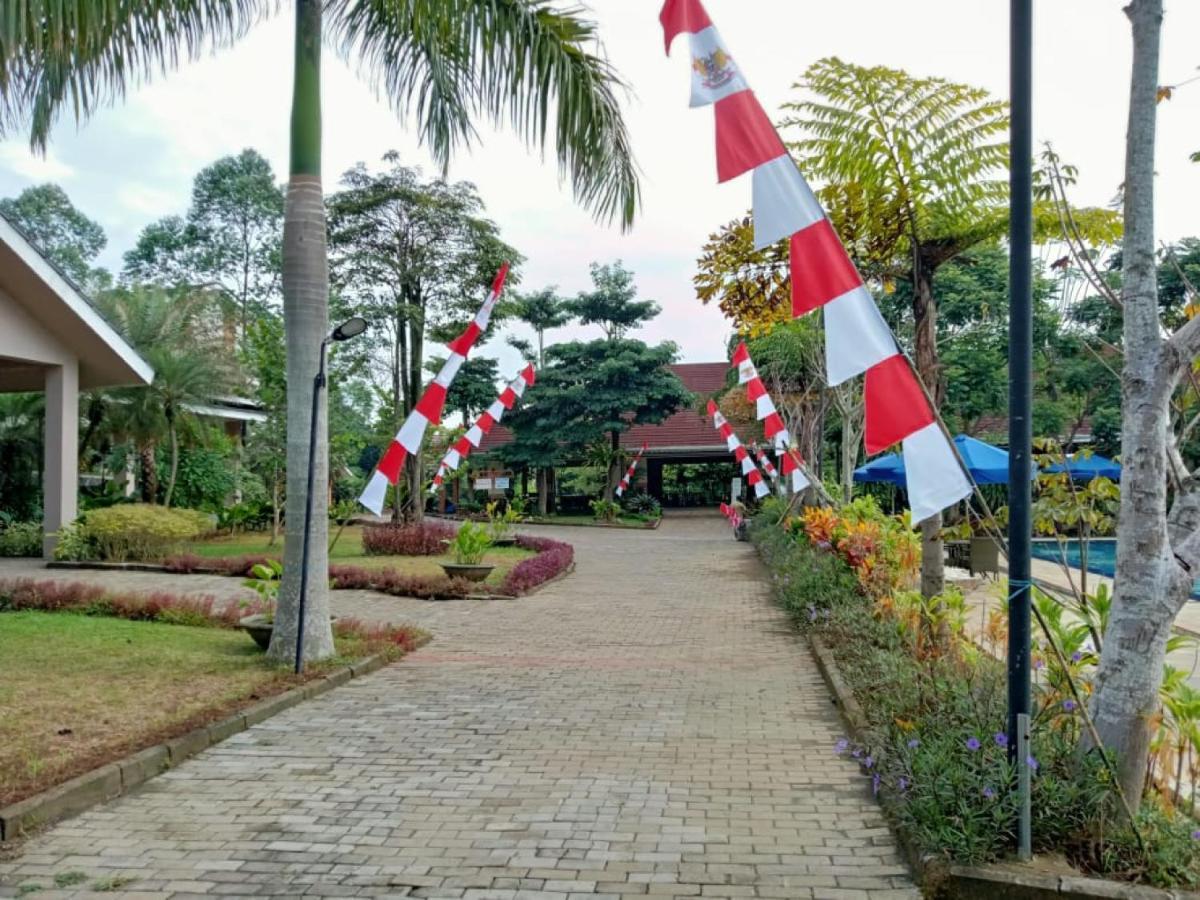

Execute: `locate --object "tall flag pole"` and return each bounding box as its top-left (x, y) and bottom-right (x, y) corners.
top-left (1008, 0), bottom-right (1034, 854)
top-left (660, 1), bottom-right (972, 525)
top-left (359, 264), bottom-right (510, 515)
top-left (707, 400), bottom-right (769, 499)
top-left (750, 443), bottom-right (779, 483)
top-left (430, 363), bottom-right (537, 494)
top-left (615, 442), bottom-right (649, 498)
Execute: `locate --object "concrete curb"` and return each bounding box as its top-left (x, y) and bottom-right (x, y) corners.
top-left (808, 635), bottom-right (1197, 899)
top-left (0, 654), bottom-right (386, 843)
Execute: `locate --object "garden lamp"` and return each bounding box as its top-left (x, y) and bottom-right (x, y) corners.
top-left (296, 316), bottom-right (369, 674)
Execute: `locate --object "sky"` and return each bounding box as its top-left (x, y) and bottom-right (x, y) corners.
top-left (0, 0), bottom-right (1197, 375)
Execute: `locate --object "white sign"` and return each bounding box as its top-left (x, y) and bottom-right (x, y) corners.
top-left (494, 477), bottom-right (511, 490)
top-left (474, 478), bottom-right (493, 490)
top-left (731, 478), bottom-right (743, 500)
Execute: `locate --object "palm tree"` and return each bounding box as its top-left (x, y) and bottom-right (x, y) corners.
top-left (101, 288), bottom-right (235, 507)
top-left (1, 0), bottom-right (641, 665)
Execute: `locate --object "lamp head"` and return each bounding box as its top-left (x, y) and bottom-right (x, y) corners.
top-left (331, 316), bottom-right (368, 342)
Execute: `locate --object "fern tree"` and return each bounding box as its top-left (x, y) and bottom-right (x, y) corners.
top-left (1, 0), bottom-right (640, 664)
top-left (779, 58), bottom-right (1008, 597)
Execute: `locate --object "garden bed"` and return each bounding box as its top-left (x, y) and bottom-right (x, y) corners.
top-left (519, 514), bottom-right (661, 529)
top-left (749, 498), bottom-right (1200, 892)
top-left (0, 580), bottom-right (427, 816)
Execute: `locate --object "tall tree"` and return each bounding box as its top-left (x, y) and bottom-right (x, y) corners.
top-left (2, 0), bottom-right (640, 665)
top-left (508, 287), bottom-right (572, 367)
top-left (1084, 0), bottom-right (1200, 809)
top-left (328, 155), bottom-right (517, 520)
top-left (124, 149), bottom-right (284, 339)
top-left (0, 183), bottom-right (107, 290)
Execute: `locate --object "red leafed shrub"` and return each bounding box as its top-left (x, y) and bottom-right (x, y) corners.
top-left (333, 616), bottom-right (427, 654)
top-left (501, 535), bottom-right (574, 596)
top-left (163, 554), bottom-right (275, 576)
top-left (0, 577), bottom-right (247, 626)
top-left (328, 564), bottom-right (473, 600)
top-left (361, 521), bottom-right (457, 556)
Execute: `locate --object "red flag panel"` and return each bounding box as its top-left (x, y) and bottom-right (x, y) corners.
top-left (414, 383), bottom-right (448, 425)
top-left (376, 441), bottom-right (407, 483)
top-left (659, 0), bottom-right (713, 53)
top-left (453, 436), bottom-right (472, 456)
top-left (476, 411), bottom-right (496, 434)
top-left (446, 322), bottom-right (481, 357)
top-left (762, 412), bottom-right (786, 437)
top-left (731, 341), bottom-right (750, 366)
top-left (790, 220), bottom-right (863, 316)
top-left (714, 91), bottom-right (785, 183)
top-left (499, 387), bottom-right (518, 409)
top-left (491, 262), bottom-right (511, 296)
top-left (746, 377), bottom-right (767, 401)
top-left (864, 355), bottom-right (935, 455)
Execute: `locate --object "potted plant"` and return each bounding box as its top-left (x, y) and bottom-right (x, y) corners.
top-left (239, 560), bottom-right (282, 650)
top-left (486, 500), bottom-right (521, 547)
top-left (440, 522), bottom-right (495, 582)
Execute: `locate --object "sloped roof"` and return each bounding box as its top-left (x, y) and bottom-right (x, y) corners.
top-left (478, 361), bottom-right (730, 455)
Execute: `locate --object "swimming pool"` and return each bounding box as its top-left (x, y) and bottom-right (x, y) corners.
top-left (1030, 538), bottom-right (1200, 599)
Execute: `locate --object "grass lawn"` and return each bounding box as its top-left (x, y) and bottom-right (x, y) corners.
top-left (0, 611), bottom-right (360, 807)
top-left (180, 525), bottom-right (533, 586)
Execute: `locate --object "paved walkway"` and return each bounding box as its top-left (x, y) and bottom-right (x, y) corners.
top-left (0, 517), bottom-right (917, 899)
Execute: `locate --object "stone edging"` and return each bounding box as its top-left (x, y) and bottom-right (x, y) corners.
top-left (0, 654), bottom-right (386, 843)
top-left (808, 636), bottom-right (1194, 900)
top-left (517, 518), bottom-right (662, 530)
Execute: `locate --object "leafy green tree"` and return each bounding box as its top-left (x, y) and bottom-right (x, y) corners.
top-left (328, 154), bottom-right (517, 520)
top-left (0, 183), bottom-right (108, 290)
top-left (507, 287), bottom-right (572, 367)
top-left (123, 149), bottom-right (284, 339)
top-left (428, 355), bottom-right (499, 425)
top-left (507, 262), bottom-right (690, 504)
top-left (2, 0), bottom-right (640, 665)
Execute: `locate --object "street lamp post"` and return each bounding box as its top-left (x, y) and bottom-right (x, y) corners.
top-left (296, 315), bottom-right (368, 674)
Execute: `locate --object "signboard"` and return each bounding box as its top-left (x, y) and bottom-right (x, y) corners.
top-left (494, 477), bottom-right (511, 490)
top-left (474, 478), bottom-right (493, 490)
top-left (731, 478), bottom-right (743, 501)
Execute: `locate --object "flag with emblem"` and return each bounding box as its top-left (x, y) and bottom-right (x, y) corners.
top-left (360, 264), bottom-right (511, 515)
top-left (662, 2), bottom-right (970, 524)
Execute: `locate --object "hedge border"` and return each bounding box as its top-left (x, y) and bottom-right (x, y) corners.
top-left (0, 654), bottom-right (387, 843)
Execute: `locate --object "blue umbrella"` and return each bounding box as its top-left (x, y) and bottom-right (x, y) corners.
top-left (1043, 453), bottom-right (1121, 483)
top-left (854, 434), bottom-right (1033, 487)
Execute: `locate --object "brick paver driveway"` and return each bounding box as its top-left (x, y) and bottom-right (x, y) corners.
top-left (0, 514), bottom-right (917, 899)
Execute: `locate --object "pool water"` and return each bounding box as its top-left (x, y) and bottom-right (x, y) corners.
top-left (1030, 538), bottom-right (1200, 599)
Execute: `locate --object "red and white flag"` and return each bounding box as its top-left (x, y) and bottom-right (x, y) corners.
top-left (731, 341), bottom-right (789, 450)
top-left (360, 264), bottom-right (510, 515)
top-left (750, 443), bottom-right (779, 483)
top-left (663, 2), bottom-right (970, 524)
top-left (707, 400), bottom-right (768, 499)
top-left (615, 441), bottom-right (649, 498)
top-left (430, 363), bottom-right (536, 494)
top-left (779, 447), bottom-right (811, 495)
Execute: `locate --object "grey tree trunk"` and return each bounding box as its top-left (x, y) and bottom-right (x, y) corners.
top-left (913, 267), bottom-right (944, 597)
top-left (268, 0), bottom-right (335, 665)
top-left (1086, 0), bottom-right (1175, 809)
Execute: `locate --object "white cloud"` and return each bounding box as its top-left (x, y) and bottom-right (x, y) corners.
top-left (0, 141), bottom-right (75, 182)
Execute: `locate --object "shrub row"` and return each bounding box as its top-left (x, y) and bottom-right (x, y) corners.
top-left (748, 508), bottom-right (1200, 887)
top-left (328, 565), bottom-right (473, 600)
top-left (163, 553), bottom-right (275, 576)
top-left (0, 578), bottom-right (427, 659)
top-left (361, 521), bottom-right (457, 556)
top-left (502, 534), bottom-right (575, 595)
top-left (56, 504), bottom-right (214, 562)
top-left (0, 522), bottom-right (42, 557)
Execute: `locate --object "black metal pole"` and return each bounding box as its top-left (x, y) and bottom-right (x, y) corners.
top-left (1007, 0), bottom-right (1033, 756)
top-left (295, 340), bottom-right (328, 675)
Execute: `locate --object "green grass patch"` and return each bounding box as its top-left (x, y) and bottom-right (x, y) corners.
top-left (0, 611), bottom-right (396, 807)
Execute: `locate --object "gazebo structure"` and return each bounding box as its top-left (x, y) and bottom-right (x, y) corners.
top-left (0, 215), bottom-right (154, 554)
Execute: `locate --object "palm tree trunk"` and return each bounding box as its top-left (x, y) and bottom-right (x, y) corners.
top-left (140, 441), bottom-right (158, 504)
top-left (268, 0), bottom-right (335, 665)
top-left (164, 419), bottom-right (179, 508)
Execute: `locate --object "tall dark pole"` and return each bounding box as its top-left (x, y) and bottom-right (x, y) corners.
top-left (296, 339), bottom-right (328, 674)
top-left (1007, 0), bottom-right (1033, 756)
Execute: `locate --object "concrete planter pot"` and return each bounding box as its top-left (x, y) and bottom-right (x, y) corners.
top-left (491, 536), bottom-right (517, 547)
top-left (440, 563), bottom-right (495, 583)
top-left (239, 614), bottom-right (274, 650)
top-left (239, 614), bottom-right (337, 650)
